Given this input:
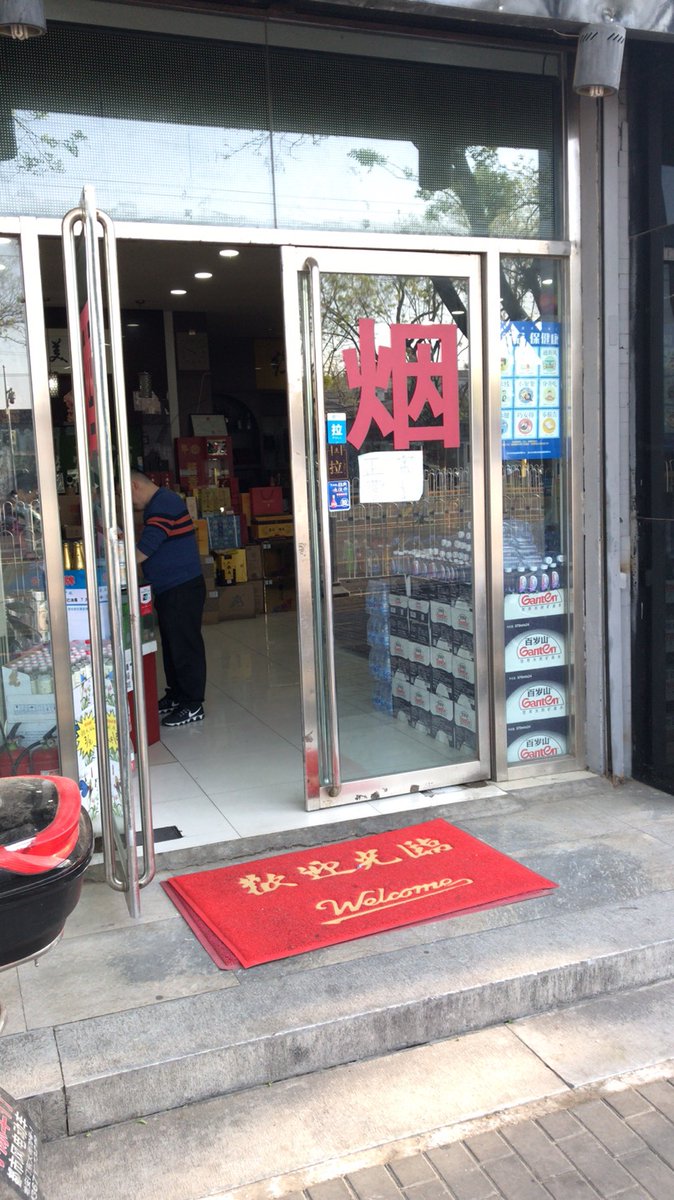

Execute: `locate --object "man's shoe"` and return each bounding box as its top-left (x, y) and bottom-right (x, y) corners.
top-left (158, 694), bottom-right (180, 715)
top-left (162, 703), bottom-right (204, 728)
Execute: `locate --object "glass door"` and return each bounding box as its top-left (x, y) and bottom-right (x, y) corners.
top-left (61, 187), bottom-right (154, 914)
top-left (283, 248), bottom-right (490, 808)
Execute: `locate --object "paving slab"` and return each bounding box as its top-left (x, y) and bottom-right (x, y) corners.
top-left (17, 914), bottom-right (238, 1029)
top-left (512, 979), bottom-right (674, 1085)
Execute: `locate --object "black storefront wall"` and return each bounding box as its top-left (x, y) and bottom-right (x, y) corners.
top-left (631, 40), bottom-right (674, 793)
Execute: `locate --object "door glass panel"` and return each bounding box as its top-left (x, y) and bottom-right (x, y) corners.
top-left (318, 270), bottom-right (479, 784)
top-left (0, 236), bottom-right (61, 778)
top-left (500, 257), bottom-right (573, 765)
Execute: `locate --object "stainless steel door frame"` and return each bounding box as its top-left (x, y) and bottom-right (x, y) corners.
top-left (18, 218), bottom-right (79, 783)
top-left (283, 245), bottom-right (490, 809)
top-left (62, 186), bottom-right (154, 913)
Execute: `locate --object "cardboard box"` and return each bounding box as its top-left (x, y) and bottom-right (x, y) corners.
top-left (264, 585), bottom-right (296, 613)
top-left (58, 491), bottom-right (81, 526)
top-left (251, 517), bottom-right (294, 539)
top-left (216, 549), bottom-right (247, 584)
top-left (245, 544), bottom-right (263, 580)
top-left (251, 579), bottom-right (265, 614)
top-left (250, 485), bottom-right (283, 516)
top-left (218, 582), bottom-right (256, 620)
top-left (202, 588), bottom-right (220, 624)
top-left (195, 518), bottom-right (209, 555)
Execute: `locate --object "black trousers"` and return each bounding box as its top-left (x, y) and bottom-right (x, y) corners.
top-left (154, 576), bottom-right (207, 706)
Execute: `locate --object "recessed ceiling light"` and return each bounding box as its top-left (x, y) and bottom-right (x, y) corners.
top-left (219, 248), bottom-right (239, 258)
top-left (170, 288), bottom-right (187, 296)
top-left (541, 277), bottom-right (554, 285)
top-left (127, 322), bottom-right (140, 328)
top-left (194, 271), bottom-right (212, 280)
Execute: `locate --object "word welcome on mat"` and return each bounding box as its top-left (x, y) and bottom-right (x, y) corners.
top-left (163, 818), bottom-right (556, 969)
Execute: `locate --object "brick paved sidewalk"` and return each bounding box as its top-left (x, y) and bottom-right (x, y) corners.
top-left (288, 1078), bottom-right (674, 1200)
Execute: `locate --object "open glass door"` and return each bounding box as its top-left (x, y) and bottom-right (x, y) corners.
top-left (61, 187), bottom-right (154, 914)
top-left (283, 248), bottom-right (490, 808)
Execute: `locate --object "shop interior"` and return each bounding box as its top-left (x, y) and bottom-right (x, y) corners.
top-left (27, 236), bottom-right (456, 850)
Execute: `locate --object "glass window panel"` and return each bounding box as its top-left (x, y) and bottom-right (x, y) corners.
top-left (500, 257), bottom-right (572, 766)
top-left (0, 27), bottom-right (561, 237)
top-left (0, 236), bottom-right (61, 778)
top-left (271, 47), bottom-right (560, 238)
top-left (319, 270), bottom-right (479, 784)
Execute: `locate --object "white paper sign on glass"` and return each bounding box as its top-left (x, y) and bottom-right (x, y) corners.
top-left (358, 450), bottom-right (424, 504)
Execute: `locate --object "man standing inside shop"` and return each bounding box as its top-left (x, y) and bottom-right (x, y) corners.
top-left (131, 471), bottom-right (206, 727)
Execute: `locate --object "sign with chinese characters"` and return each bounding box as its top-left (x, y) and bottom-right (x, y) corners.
top-left (344, 319), bottom-right (459, 451)
top-left (327, 480), bottom-right (351, 511)
top-left (501, 320), bottom-right (561, 461)
top-left (164, 818), bottom-right (557, 967)
top-left (0, 1087), bottom-right (41, 1200)
top-left (326, 412), bottom-right (347, 444)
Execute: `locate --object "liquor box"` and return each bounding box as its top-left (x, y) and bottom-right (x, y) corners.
top-left (251, 517), bottom-right (294, 539)
top-left (250, 485), bottom-right (283, 516)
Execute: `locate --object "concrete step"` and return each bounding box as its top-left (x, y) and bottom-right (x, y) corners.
top-left (38, 979), bottom-right (674, 1200)
top-left (4, 888), bottom-right (674, 1142)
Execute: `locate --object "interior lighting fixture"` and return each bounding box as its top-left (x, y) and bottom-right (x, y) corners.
top-left (0, 0), bottom-right (47, 39)
top-left (541, 278), bottom-right (554, 285)
top-left (194, 271), bottom-right (212, 280)
top-left (573, 20), bottom-right (626, 98)
top-left (48, 372), bottom-right (58, 397)
top-left (170, 288), bottom-right (187, 296)
top-left (219, 248), bottom-right (239, 258)
top-left (127, 322), bottom-right (140, 328)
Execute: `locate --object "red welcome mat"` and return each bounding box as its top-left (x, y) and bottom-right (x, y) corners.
top-left (163, 818), bottom-right (556, 969)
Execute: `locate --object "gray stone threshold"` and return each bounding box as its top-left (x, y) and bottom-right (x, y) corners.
top-left (38, 981), bottom-right (674, 1200)
top-left (4, 889), bottom-right (673, 1142)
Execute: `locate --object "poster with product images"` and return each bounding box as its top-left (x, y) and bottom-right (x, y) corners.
top-left (501, 320), bottom-right (561, 461)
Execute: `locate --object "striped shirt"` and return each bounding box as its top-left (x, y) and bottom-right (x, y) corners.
top-left (137, 487), bottom-right (201, 595)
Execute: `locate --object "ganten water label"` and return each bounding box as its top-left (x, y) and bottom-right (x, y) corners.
top-left (505, 627), bottom-right (566, 672)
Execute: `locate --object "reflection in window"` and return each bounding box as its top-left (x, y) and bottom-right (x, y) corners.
top-left (0, 237), bottom-right (59, 778)
top-left (0, 27), bottom-right (561, 236)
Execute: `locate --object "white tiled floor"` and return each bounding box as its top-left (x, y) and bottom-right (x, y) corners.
top-left (147, 612), bottom-right (497, 855)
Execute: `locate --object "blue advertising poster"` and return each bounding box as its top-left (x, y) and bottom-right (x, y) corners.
top-left (501, 321), bottom-right (561, 461)
top-left (328, 480), bottom-right (351, 511)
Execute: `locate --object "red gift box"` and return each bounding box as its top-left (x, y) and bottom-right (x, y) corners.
top-left (250, 486), bottom-right (283, 516)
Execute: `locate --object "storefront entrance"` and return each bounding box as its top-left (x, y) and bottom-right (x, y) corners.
top-left (0, 194), bottom-right (577, 912)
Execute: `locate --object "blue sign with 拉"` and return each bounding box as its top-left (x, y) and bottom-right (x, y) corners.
top-left (327, 480), bottom-right (351, 511)
top-left (501, 320), bottom-right (561, 461)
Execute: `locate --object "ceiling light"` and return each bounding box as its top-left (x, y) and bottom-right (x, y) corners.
top-left (170, 288), bottom-right (187, 296)
top-left (219, 249), bottom-right (239, 259)
top-left (194, 271), bottom-right (212, 280)
top-left (127, 322), bottom-right (140, 328)
top-left (0, 0), bottom-right (47, 39)
top-left (48, 372), bottom-right (58, 398)
top-left (541, 277), bottom-right (554, 286)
